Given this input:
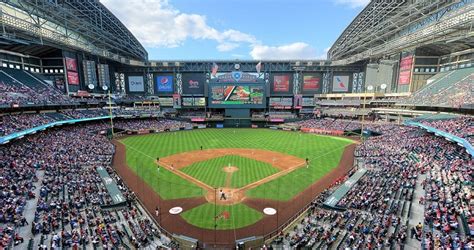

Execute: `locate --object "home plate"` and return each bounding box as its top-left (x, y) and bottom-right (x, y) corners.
top-left (263, 207), bottom-right (277, 215)
top-left (169, 207), bottom-right (183, 214)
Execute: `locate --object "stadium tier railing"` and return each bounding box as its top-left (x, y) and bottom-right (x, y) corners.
top-left (0, 111), bottom-right (167, 144)
top-left (0, 116), bottom-right (111, 144)
top-left (404, 120), bottom-right (474, 157)
top-left (322, 168), bottom-right (368, 210)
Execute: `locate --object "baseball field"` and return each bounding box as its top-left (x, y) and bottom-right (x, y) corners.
top-left (116, 128), bottom-right (354, 232)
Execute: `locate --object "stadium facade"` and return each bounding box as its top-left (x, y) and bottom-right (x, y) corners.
top-left (0, 0), bottom-right (473, 248)
top-left (0, 0), bottom-right (472, 119)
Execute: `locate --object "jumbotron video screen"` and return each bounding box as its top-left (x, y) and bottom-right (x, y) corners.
top-left (209, 85), bottom-right (265, 107)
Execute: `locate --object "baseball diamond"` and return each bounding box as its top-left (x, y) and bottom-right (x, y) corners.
top-left (112, 128), bottom-right (356, 242)
top-left (1, 1), bottom-right (472, 249)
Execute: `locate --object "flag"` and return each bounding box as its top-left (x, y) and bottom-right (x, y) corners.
top-left (256, 61), bottom-right (262, 74)
top-left (211, 62), bottom-right (218, 77)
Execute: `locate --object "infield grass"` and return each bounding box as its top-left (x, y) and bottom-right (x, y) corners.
top-left (181, 155), bottom-right (279, 188)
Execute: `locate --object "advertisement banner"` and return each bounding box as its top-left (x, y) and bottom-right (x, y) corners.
top-left (332, 75), bottom-right (350, 92)
top-left (273, 75), bottom-right (290, 92)
top-left (302, 74), bottom-right (321, 91)
top-left (156, 76), bottom-right (174, 92)
top-left (182, 73), bottom-right (205, 94)
top-left (128, 76), bottom-right (145, 92)
top-left (269, 97), bottom-right (293, 107)
top-left (301, 128), bottom-right (344, 136)
top-left (181, 97), bottom-right (205, 106)
top-left (195, 97), bottom-right (206, 106)
top-left (158, 97), bottom-right (173, 106)
top-left (398, 54), bottom-right (413, 85)
top-left (302, 97), bottom-right (315, 106)
top-left (173, 94), bottom-right (181, 108)
top-left (67, 71), bottom-right (79, 85)
top-left (65, 57), bottom-right (77, 72)
top-left (182, 97), bottom-right (194, 106)
top-left (398, 71), bottom-right (411, 85)
top-left (270, 118), bottom-right (285, 122)
top-left (191, 118), bottom-right (205, 122)
top-left (76, 90), bottom-right (90, 97)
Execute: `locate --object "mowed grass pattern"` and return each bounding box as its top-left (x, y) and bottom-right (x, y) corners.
top-left (181, 155), bottom-right (279, 188)
top-left (181, 203), bottom-right (263, 230)
top-left (121, 129), bottom-right (353, 200)
top-left (126, 155), bottom-right (204, 199)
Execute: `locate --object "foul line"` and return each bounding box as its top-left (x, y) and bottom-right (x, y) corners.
top-left (119, 140), bottom-right (354, 195)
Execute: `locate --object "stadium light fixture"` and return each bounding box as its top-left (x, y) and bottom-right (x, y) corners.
top-left (380, 84), bottom-right (387, 93)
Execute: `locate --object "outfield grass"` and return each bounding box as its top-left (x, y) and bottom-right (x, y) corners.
top-left (181, 155), bottom-right (279, 188)
top-left (121, 129), bottom-right (353, 201)
top-left (181, 203), bottom-right (263, 230)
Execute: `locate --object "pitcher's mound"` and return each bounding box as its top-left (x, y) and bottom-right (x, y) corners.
top-left (222, 166), bottom-right (239, 173)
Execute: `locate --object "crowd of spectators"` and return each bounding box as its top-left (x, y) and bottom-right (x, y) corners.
top-left (399, 69), bottom-right (473, 108)
top-left (113, 108), bottom-right (161, 117)
top-left (268, 111), bottom-right (296, 120)
top-left (291, 118), bottom-right (366, 132)
top-left (293, 118), bottom-right (343, 131)
top-left (288, 118), bottom-right (408, 135)
top-left (421, 141), bottom-right (472, 249)
top-left (273, 119), bottom-right (473, 249)
top-left (0, 78), bottom-right (69, 106)
top-left (1, 104), bottom-right (472, 249)
top-left (316, 98), bottom-right (365, 106)
top-left (0, 109), bottom-right (171, 137)
top-left (420, 116), bottom-right (473, 144)
top-left (0, 69), bottom-right (162, 106)
top-left (178, 111), bottom-right (206, 119)
top-left (355, 123), bottom-right (472, 248)
top-left (115, 95), bottom-right (152, 102)
top-left (322, 108), bottom-right (371, 118)
top-left (60, 109), bottom-right (109, 119)
top-left (0, 113), bottom-right (55, 136)
top-left (273, 179), bottom-right (409, 249)
top-left (0, 80), bottom-right (35, 106)
top-left (0, 122), bottom-right (177, 249)
top-left (114, 119), bottom-right (192, 131)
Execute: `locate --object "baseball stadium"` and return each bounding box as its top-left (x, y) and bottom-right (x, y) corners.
top-left (0, 0), bottom-right (473, 249)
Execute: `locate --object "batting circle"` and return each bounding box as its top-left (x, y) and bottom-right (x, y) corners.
top-left (263, 207), bottom-right (277, 215)
top-left (169, 207), bottom-right (183, 214)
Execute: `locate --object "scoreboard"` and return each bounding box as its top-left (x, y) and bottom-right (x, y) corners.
top-left (83, 60), bottom-right (97, 88)
top-left (209, 84), bottom-right (265, 108)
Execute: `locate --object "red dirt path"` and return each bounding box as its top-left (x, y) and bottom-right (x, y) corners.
top-left (112, 139), bottom-right (356, 247)
top-left (159, 148), bottom-right (305, 171)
